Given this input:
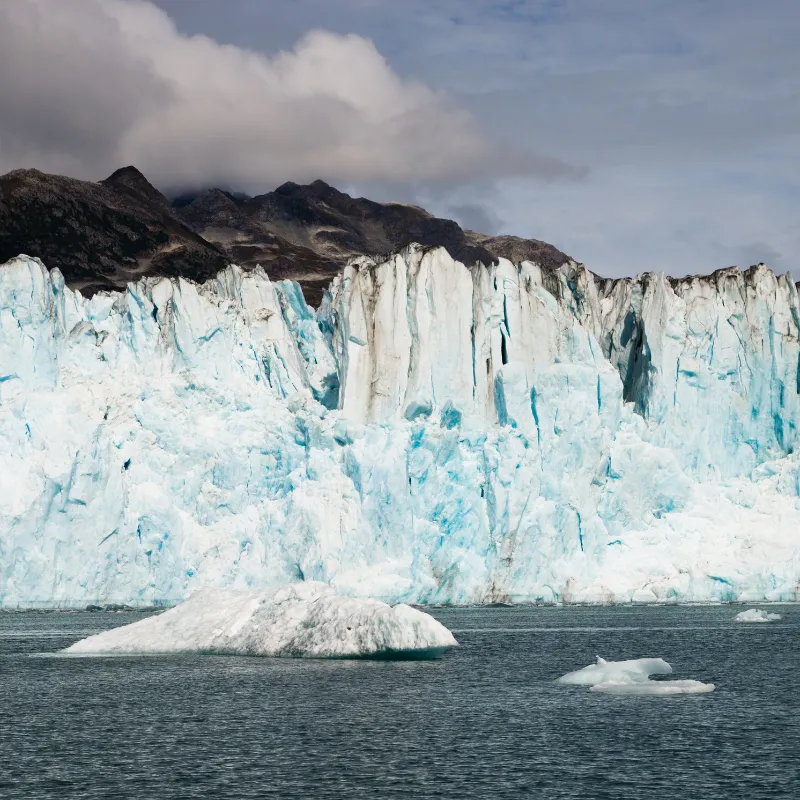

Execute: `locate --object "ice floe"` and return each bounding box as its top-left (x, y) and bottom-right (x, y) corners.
top-left (557, 656), bottom-right (715, 695)
top-left (556, 656), bottom-right (672, 685)
top-left (733, 608), bottom-right (782, 622)
top-left (591, 679), bottom-right (715, 695)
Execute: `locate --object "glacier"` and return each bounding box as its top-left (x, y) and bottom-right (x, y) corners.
top-left (63, 582), bottom-right (457, 658)
top-left (1, 246), bottom-right (800, 607)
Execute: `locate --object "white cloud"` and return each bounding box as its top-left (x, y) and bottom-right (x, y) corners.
top-left (0, 0), bottom-right (578, 191)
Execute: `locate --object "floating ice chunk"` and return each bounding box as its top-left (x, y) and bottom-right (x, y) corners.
top-left (734, 608), bottom-right (782, 622)
top-left (63, 583), bottom-right (458, 659)
top-left (556, 656), bottom-right (672, 685)
top-left (591, 679), bottom-right (715, 695)
top-left (558, 656), bottom-right (714, 696)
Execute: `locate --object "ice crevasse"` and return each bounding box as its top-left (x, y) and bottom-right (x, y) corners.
top-left (1, 246), bottom-right (800, 607)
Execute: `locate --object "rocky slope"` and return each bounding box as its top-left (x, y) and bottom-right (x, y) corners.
top-left (0, 166), bottom-right (570, 306)
top-left (174, 179), bottom-right (569, 304)
top-left (0, 167), bottom-right (227, 295)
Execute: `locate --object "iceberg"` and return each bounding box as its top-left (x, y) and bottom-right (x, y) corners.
top-left (591, 680), bottom-right (715, 696)
top-left (63, 582), bottom-right (458, 658)
top-left (556, 656), bottom-right (673, 685)
top-left (2, 246), bottom-right (800, 607)
top-left (557, 656), bottom-right (715, 695)
top-left (733, 608), bottom-right (783, 622)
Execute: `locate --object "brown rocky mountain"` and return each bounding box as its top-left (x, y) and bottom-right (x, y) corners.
top-left (174, 179), bottom-right (570, 305)
top-left (0, 167), bottom-right (227, 296)
top-left (0, 166), bottom-right (570, 306)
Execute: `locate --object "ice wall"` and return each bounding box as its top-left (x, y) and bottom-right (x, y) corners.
top-left (1, 248), bottom-right (799, 607)
top-left (324, 254), bottom-right (800, 476)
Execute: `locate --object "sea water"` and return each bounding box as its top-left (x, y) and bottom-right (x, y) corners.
top-left (0, 604), bottom-right (797, 799)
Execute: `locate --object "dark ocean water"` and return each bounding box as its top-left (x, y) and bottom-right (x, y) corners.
top-left (0, 604), bottom-right (797, 799)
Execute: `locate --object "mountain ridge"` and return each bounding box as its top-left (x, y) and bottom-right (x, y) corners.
top-left (0, 167), bottom-right (228, 296)
top-left (0, 165), bottom-right (571, 306)
top-left (2, 164), bottom-right (789, 308)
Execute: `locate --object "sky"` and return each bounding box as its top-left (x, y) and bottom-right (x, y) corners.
top-left (1, 0), bottom-right (799, 279)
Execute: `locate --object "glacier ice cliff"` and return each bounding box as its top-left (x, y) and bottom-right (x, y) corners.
top-left (1, 247), bottom-right (799, 607)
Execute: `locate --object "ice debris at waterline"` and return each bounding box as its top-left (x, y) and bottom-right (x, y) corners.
top-left (557, 657), bottom-right (715, 695)
top-left (2, 247), bottom-right (800, 607)
top-left (734, 608), bottom-right (783, 623)
top-left (63, 583), bottom-right (459, 659)
top-left (590, 680), bottom-right (715, 696)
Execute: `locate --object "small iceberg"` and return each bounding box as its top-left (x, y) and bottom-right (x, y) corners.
top-left (63, 583), bottom-right (458, 659)
top-left (557, 656), bottom-right (714, 695)
top-left (556, 656), bottom-right (672, 685)
top-left (733, 608), bottom-right (782, 623)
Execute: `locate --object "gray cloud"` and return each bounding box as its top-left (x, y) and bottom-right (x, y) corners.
top-left (0, 0), bottom-right (579, 192)
top-left (150, 0), bottom-right (800, 278)
top-left (2, 0), bottom-right (798, 278)
top-left (447, 204), bottom-right (503, 235)
top-left (727, 242), bottom-right (788, 273)
top-left (0, 0), bottom-right (170, 174)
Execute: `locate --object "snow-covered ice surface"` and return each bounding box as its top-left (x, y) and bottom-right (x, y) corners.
top-left (2, 246), bottom-right (800, 607)
top-left (556, 656), bottom-right (672, 685)
top-left (734, 608), bottom-right (783, 622)
top-left (590, 679), bottom-right (715, 695)
top-left (63, 582), bottom-right (458, 658)
top-left (557, 656), bottom-right (715, 695)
